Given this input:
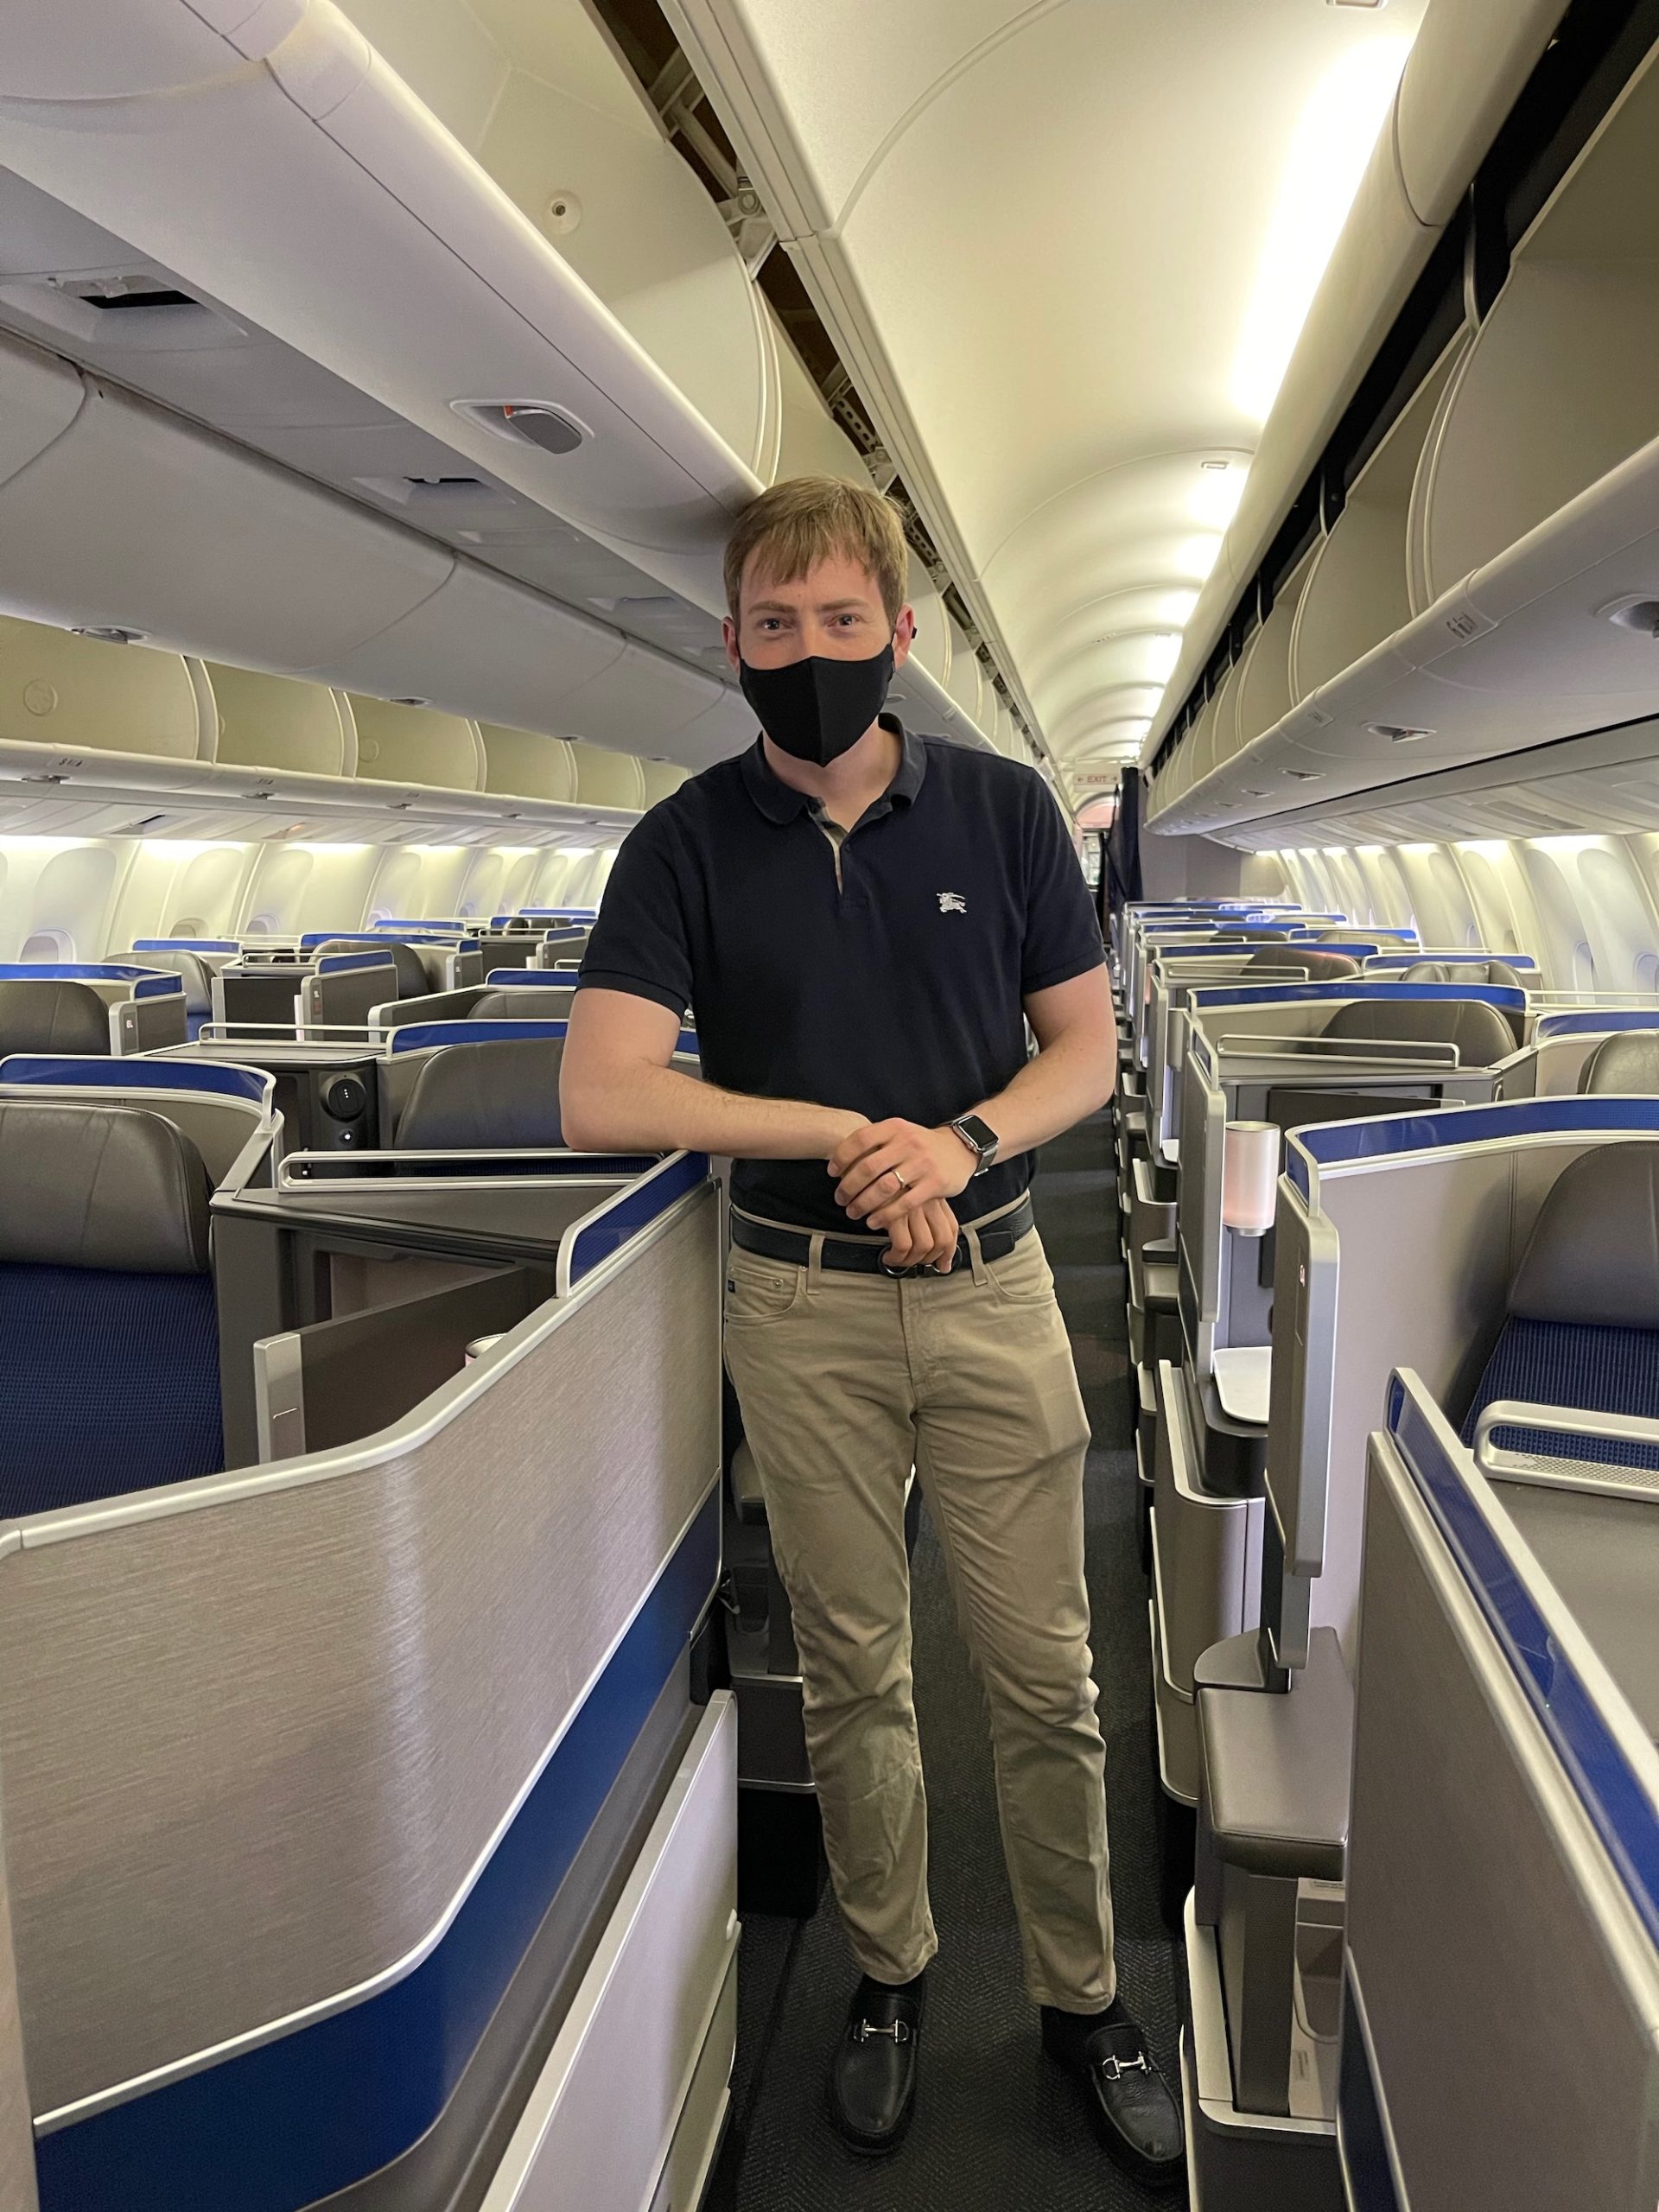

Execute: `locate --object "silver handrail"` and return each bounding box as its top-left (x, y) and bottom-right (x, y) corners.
top-left (1473, 1399), bottom-right (1659, 1498)
top-left (1213, 1034), bottom-right (1461, 1067)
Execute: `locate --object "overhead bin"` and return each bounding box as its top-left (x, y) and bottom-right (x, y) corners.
top-left (315, 560), bottom-right (624, 727)
top-left (204, 663), bottom-right (355, 778)
top-left (0, 614), bottom-right (203, 760)
top-left (1289, 336), bottom-right (1466, 701)
top-left (1235, 551), bottom-right (1313, 755)
top-left (0, 0), bottom-right (753, 607)
top-left (1150, 29), bottom-right (1659, 841)
top-left (0, 349), bottom-right (454, 669)
top-left (1144, 0), bottom-right (1567, 752)
top-left (480, 725), bottom-right (577, 803)
top-left (1415, 44), bottom-right (1659, 603)
top-left (347, 696), bottom-right (483, 793)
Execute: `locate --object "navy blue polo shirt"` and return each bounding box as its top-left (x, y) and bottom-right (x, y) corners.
top-left (576, 716), bottom-right (1104, 1234)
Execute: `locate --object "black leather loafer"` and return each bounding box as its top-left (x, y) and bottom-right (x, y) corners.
top-left (828, 1976), bottom-right (925, 2156)
top-left (1042, 2008), bottom-right (1185, 2186)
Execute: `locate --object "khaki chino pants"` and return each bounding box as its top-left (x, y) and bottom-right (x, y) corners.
top-left (722, 1213), bottom-right (1116, 2010)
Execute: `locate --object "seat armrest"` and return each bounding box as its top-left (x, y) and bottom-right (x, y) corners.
top-left (1195, 1628), bottom-right (1351, 1885)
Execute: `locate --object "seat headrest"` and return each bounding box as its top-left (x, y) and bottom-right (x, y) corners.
top-left (395, 1039), bottom-right (565, 1150)
top-left (1508, 1142), bottom-right (1659, 1328)
top-left (1402, 959), bottom-right (1522, 990)
top-left (315, 938), bottom-right (431, 998)
top-left (1240, 945), bottom-right (1359, 981)
top-left (0, 978), bottom-right (111, 1055)
top-left (0, 1102), bottom-right (212, 1271)
top-left (131, 949), bottom-right (213, 1015)
top-left (1580, 1030), bottom-right (1659, 1096)
top-left (1321, 995), bottom-right (1515, 1066)
top-left (468, 986), bottom-right (575, 1021)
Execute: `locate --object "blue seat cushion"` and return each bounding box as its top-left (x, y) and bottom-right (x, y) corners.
top-left (0, 1264), bottom-right (224, 1517)
top-left (1460, 1314), bottom-right (1659, 1474)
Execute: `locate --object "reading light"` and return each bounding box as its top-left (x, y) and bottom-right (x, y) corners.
top-left (1222, 1122), bottom-right (1280, 1237)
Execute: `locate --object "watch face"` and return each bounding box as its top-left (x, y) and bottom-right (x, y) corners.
top-left (957, 1115), bottom-right (997, 1160)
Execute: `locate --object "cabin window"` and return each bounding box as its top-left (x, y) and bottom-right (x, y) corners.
top-left (21, 928), bottom-right (71, 962)
top-left (1573, 939), bottom-right (1598, 991)
top-left (248, 912), bottom-right (279, 935)
top-left (167, 917), bottom-right (203, 939)
top-left (368, 906), bottom-right (391, 925)
top-left (1637, 951), bottom-right (1659, 996)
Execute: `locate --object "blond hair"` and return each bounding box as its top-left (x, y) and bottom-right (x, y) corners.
top-left (723, 475), bottom-right (910, 626)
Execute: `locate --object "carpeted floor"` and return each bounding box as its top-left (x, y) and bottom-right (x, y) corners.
top-left (705, 1109), bottom-right (1188, 2210)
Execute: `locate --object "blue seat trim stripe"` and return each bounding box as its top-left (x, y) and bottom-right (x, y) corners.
top-left (483, 969), bottom-right (577, 987)
top-left (132, 940), bottom-right (240, 955)
top-left (1389, 1377), bottom-right (1659, 1952)
top-left (391, 1019), bottom-right (569, 1052)
top-left (390, 1020), bottom-right (698, 1058)
top-left (0, 1057), bottom-right (270, 1105)
top-left (1535, 1008), bottom-right (1659, 1040)
top-left (1190, 981), bottom-right (1526, 1014)
top-left (1285, 1096), bottom-right (1659, 1198)
top-left (0, 963), bottom-right (174, 983)
top-left (1337, 1968), bottom-right (1402, 2212)
top-left (35, 1487), bottom-right (721, 2212)
top-left (564, 1153), bottom-right (710, 1287)
top-left (313, 953), bottom-right (397, 976)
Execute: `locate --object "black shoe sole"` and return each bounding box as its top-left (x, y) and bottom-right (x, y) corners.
top-left (1043, 2042), bottom-right (1186, 2190)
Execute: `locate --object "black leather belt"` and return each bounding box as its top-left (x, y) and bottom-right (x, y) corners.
top-left (731, 1195), bottom-right (1034, 1279)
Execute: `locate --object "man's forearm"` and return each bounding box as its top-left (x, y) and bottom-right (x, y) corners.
top-left (970, 1026), bottom-right (1116, 1158)
top-left (563, 1058), bottom-right (862, 1159)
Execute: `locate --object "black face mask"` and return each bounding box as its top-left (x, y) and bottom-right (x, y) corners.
top-left (739, 640), bottom-right (895, 766)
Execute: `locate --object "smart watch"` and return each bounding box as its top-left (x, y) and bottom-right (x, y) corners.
top-left (949, 1114), bottom-right (1001, 1175)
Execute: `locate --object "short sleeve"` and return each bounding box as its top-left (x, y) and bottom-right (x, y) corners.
top-left (575, 809), bottom-right (694, 1018)
top-left (1020, 775), bottom-right (1105, 995)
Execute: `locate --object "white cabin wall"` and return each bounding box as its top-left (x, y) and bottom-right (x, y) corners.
top-left (1248, 829), bottom-right (1659, 994)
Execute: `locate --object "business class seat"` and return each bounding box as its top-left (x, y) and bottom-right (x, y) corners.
top-left (467, 985), bottom-right (575, 1020)
top-left (1580, 1029), bottom-right (1659, 1093)
top-left (130, 947), bottom-right (215, 1039)
top-left (395, 1036), bottom-right (565, 1148)
top-left (1459, 1141), bottom-right (1659, 1472)
top-left (315, 937), bottom-right (432, 997)
top-left (1322, 993), bottom-right (1516, 1062)
top-left (0, 1101), bottom-right (223, 1516)
top-left (0, 977), bottom-right (111, 1054)
top-left (1402, 957), bottom-right (1527, 991)
top-left (1240, 945), bottom-right (1360, 981)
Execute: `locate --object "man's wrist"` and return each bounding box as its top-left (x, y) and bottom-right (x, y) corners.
top-left (822, 1107), bottom-right (870, 1155)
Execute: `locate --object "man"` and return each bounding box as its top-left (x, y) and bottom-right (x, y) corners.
top-left (561, 476), bottom-right (1182, 2184)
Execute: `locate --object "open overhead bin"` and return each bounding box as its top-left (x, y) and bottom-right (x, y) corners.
top-left (1150, 31), bottom-right (1659, 841)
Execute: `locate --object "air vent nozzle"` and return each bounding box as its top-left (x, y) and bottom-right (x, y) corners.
top-left (454, 400), bottom-right (589, 456)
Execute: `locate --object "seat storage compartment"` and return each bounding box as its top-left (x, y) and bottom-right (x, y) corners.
top-left (479, 1694), bottom-right (738, 2211)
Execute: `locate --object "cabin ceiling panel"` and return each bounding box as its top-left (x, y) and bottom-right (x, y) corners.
top-left (671, 0), bottom-right (1427, 795)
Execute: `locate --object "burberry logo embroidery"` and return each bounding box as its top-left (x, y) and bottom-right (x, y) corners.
top-left (937, 892), bottom-right (968, 915)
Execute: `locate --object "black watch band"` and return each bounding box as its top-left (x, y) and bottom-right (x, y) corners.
top-left (950, 1114), bottom-right (1000, 1175)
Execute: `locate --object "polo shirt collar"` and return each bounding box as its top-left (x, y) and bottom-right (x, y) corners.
top-left (740, 714), bottom-right (926, 825)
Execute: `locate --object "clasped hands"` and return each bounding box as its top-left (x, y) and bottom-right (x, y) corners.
top-left (826, 1116), bottom-right (976, 1273)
